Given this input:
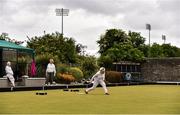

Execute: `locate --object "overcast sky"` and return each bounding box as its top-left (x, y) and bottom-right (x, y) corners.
top-left (0, 0), bottom-right (180, 56)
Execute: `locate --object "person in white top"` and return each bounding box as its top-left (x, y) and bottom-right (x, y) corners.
top-left (85, 67), bottom-right (109, 95)
top-left (5, 61), bottom-right (15, 90)
top-left (45, 59), bottom-right (56, 85)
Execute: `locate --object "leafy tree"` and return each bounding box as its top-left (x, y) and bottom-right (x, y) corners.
top-left (0, 33), bottom-right (24, 45)
top-left (97, 55), bottom-right (113, 70)
top-left (97, 29), bottom-right (145, 67)
top-left (162, 44), bottom-right (180, 57)
top-left (128, 31), bottom-right (149, 58)
top-left (150, 43), bottom-right (164, 57)
top-left (97, 29), bottom-right (130, 54)
top-left (102, 43), bottom-right (144, 62)
top-left (76, 43), bottom-right (87, 56)
top-left (0, 33), bottom-right (8, 40)
top-left (137, 44), bottom-right (149, 57)
top-left (27, 32), bottom-right (77, 63)
top-left (77, 55), bottom-right (98, 78)
top-left (128, 48), bottom-right (145, 61)
top-left (128, 31), bottom-right (146, 48)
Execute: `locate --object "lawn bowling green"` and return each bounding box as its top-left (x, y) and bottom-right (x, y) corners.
top-left (0, 85), bottom-right (180, 114)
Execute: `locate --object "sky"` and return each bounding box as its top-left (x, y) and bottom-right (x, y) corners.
top-left (0, 0), bottom-right (180, 56)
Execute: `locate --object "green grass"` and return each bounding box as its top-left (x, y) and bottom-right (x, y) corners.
top-left (0, 85), bottom-right (180, 114)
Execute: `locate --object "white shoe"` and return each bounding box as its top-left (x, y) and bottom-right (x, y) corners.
top-left (11, 87), bottom-right (13, 91)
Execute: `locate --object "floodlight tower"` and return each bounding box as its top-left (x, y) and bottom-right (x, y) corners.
top-left (146, 24), bottom-right (151, 57)
top-left (55, 8), bottom-right (69, 36)
top-left (146, 24), bottom-right (151, 47)
top-left (162, 35), bottom-right (166, 44)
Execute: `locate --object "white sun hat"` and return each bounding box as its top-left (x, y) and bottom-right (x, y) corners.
top-left (99, 67), bottom-right (105, 71)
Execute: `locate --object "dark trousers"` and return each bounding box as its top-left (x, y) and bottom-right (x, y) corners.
top-left (45, 72), bottom-right (54, 84)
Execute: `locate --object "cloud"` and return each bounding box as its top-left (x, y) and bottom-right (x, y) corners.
top-left (0, 0), bottom-right (180, 56)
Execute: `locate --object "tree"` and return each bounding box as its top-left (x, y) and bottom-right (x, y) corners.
top-left (27, 32), bottom-right (77, 63)
top-left (97, 29), bottom-right (130, 54)
top-left (137, 44), bottom-right (149, 57)
top-left (97, 55), bottom-right (113, 70)
top-left (76, 43), bottom-right (87, 56)
top-left (0, 33), bottom-right (24, 45)
top-left (0, 33), bottom-right (9, 40)
top-left (150, 43), bottom-right (164, 57)
top-left (103, 43), bottom-right (144, 62)
top-left (162, 44), bottom-right (180, 57)
top-left (97, 29), bottom-right (145, 67)
top-left (149, 43), bottom-right (180, 58)
top-left (77, 55), bottom-right (98, 78)
top-left (128, 31), bottom-right (146, 48)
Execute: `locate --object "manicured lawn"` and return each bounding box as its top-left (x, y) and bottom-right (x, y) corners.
top-left (0, 85), bottom-right (180, 114)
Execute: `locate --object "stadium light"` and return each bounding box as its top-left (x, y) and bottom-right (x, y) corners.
top-left (146, 24), bottom-right (151, 57)
top-left (55, 8), bottom-right (69, 36)
top-left (162, 35), bottom-right (166, 44)
top-left (146, 24), bottom-right (151, 47)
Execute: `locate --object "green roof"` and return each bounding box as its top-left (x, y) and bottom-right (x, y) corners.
top-left (0, 40), bottom-right (34, 54)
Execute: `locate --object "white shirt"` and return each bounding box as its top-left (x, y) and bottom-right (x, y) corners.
top-left (46, 63), bottom-right (56, 74)
top-left (90, 71), bottom-right (105, 82)
top-left (5, 65), bottom-right (13, 76)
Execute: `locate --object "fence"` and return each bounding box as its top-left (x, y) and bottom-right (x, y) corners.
top-left (112, 61), bottom-right (142, 82)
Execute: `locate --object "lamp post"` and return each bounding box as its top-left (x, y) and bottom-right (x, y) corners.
top-left (146, 24), bottom-right (151, 57)
top-left (162, 35), bottom-right (166, 44)
top-left (55, 8), bottom-right (69, 36)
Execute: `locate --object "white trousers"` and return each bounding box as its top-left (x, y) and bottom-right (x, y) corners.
top-left (7, 74), bottom-right (15, 87)
top-left (86, 80), bottom-right (108, 93)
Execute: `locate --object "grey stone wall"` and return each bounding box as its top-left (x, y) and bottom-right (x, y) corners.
top-left (0, 77), bottom-right (46, 88)
top-left (141, 58), bottom-right (180, 82)
top-left (0, 78), bottom-right (9, 87)
top-left (23, 77), bottom-right (46, 87)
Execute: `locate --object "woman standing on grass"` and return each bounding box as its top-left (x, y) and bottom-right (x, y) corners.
top-left (85, 67), bottom-right (109, 95)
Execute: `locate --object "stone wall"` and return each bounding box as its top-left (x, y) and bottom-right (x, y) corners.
top-left (22, 77), bottom-right (46, 87)
top-left (0, 78), bottom-right (9, 87)
top-left (141, 58), bottom-right (180, 82)
top-left (0, 77), bottom-right (46, 88)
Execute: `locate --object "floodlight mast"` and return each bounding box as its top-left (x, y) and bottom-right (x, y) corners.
top-left (55, 8), bottom-right (69, 36)
top-left (146, 24), bottom-right (151, 57)
top-left (162, 35), bottom-right (166, 44)
top-left (146, 24), bottom-right (151, 47)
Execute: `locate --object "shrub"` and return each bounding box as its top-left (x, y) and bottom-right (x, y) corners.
top-left (105, 71), bottom-right (123, 83)
top-left (56, 73), bottom-right (75, 84)
top-left (56, 64), bottom-right (84, 82)
top-left (56, 64), bottom-right (69, 74)
top-left (69, 67), bottom-right (83, 81)
top-left (79, 55), bottom-right (98, 78)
